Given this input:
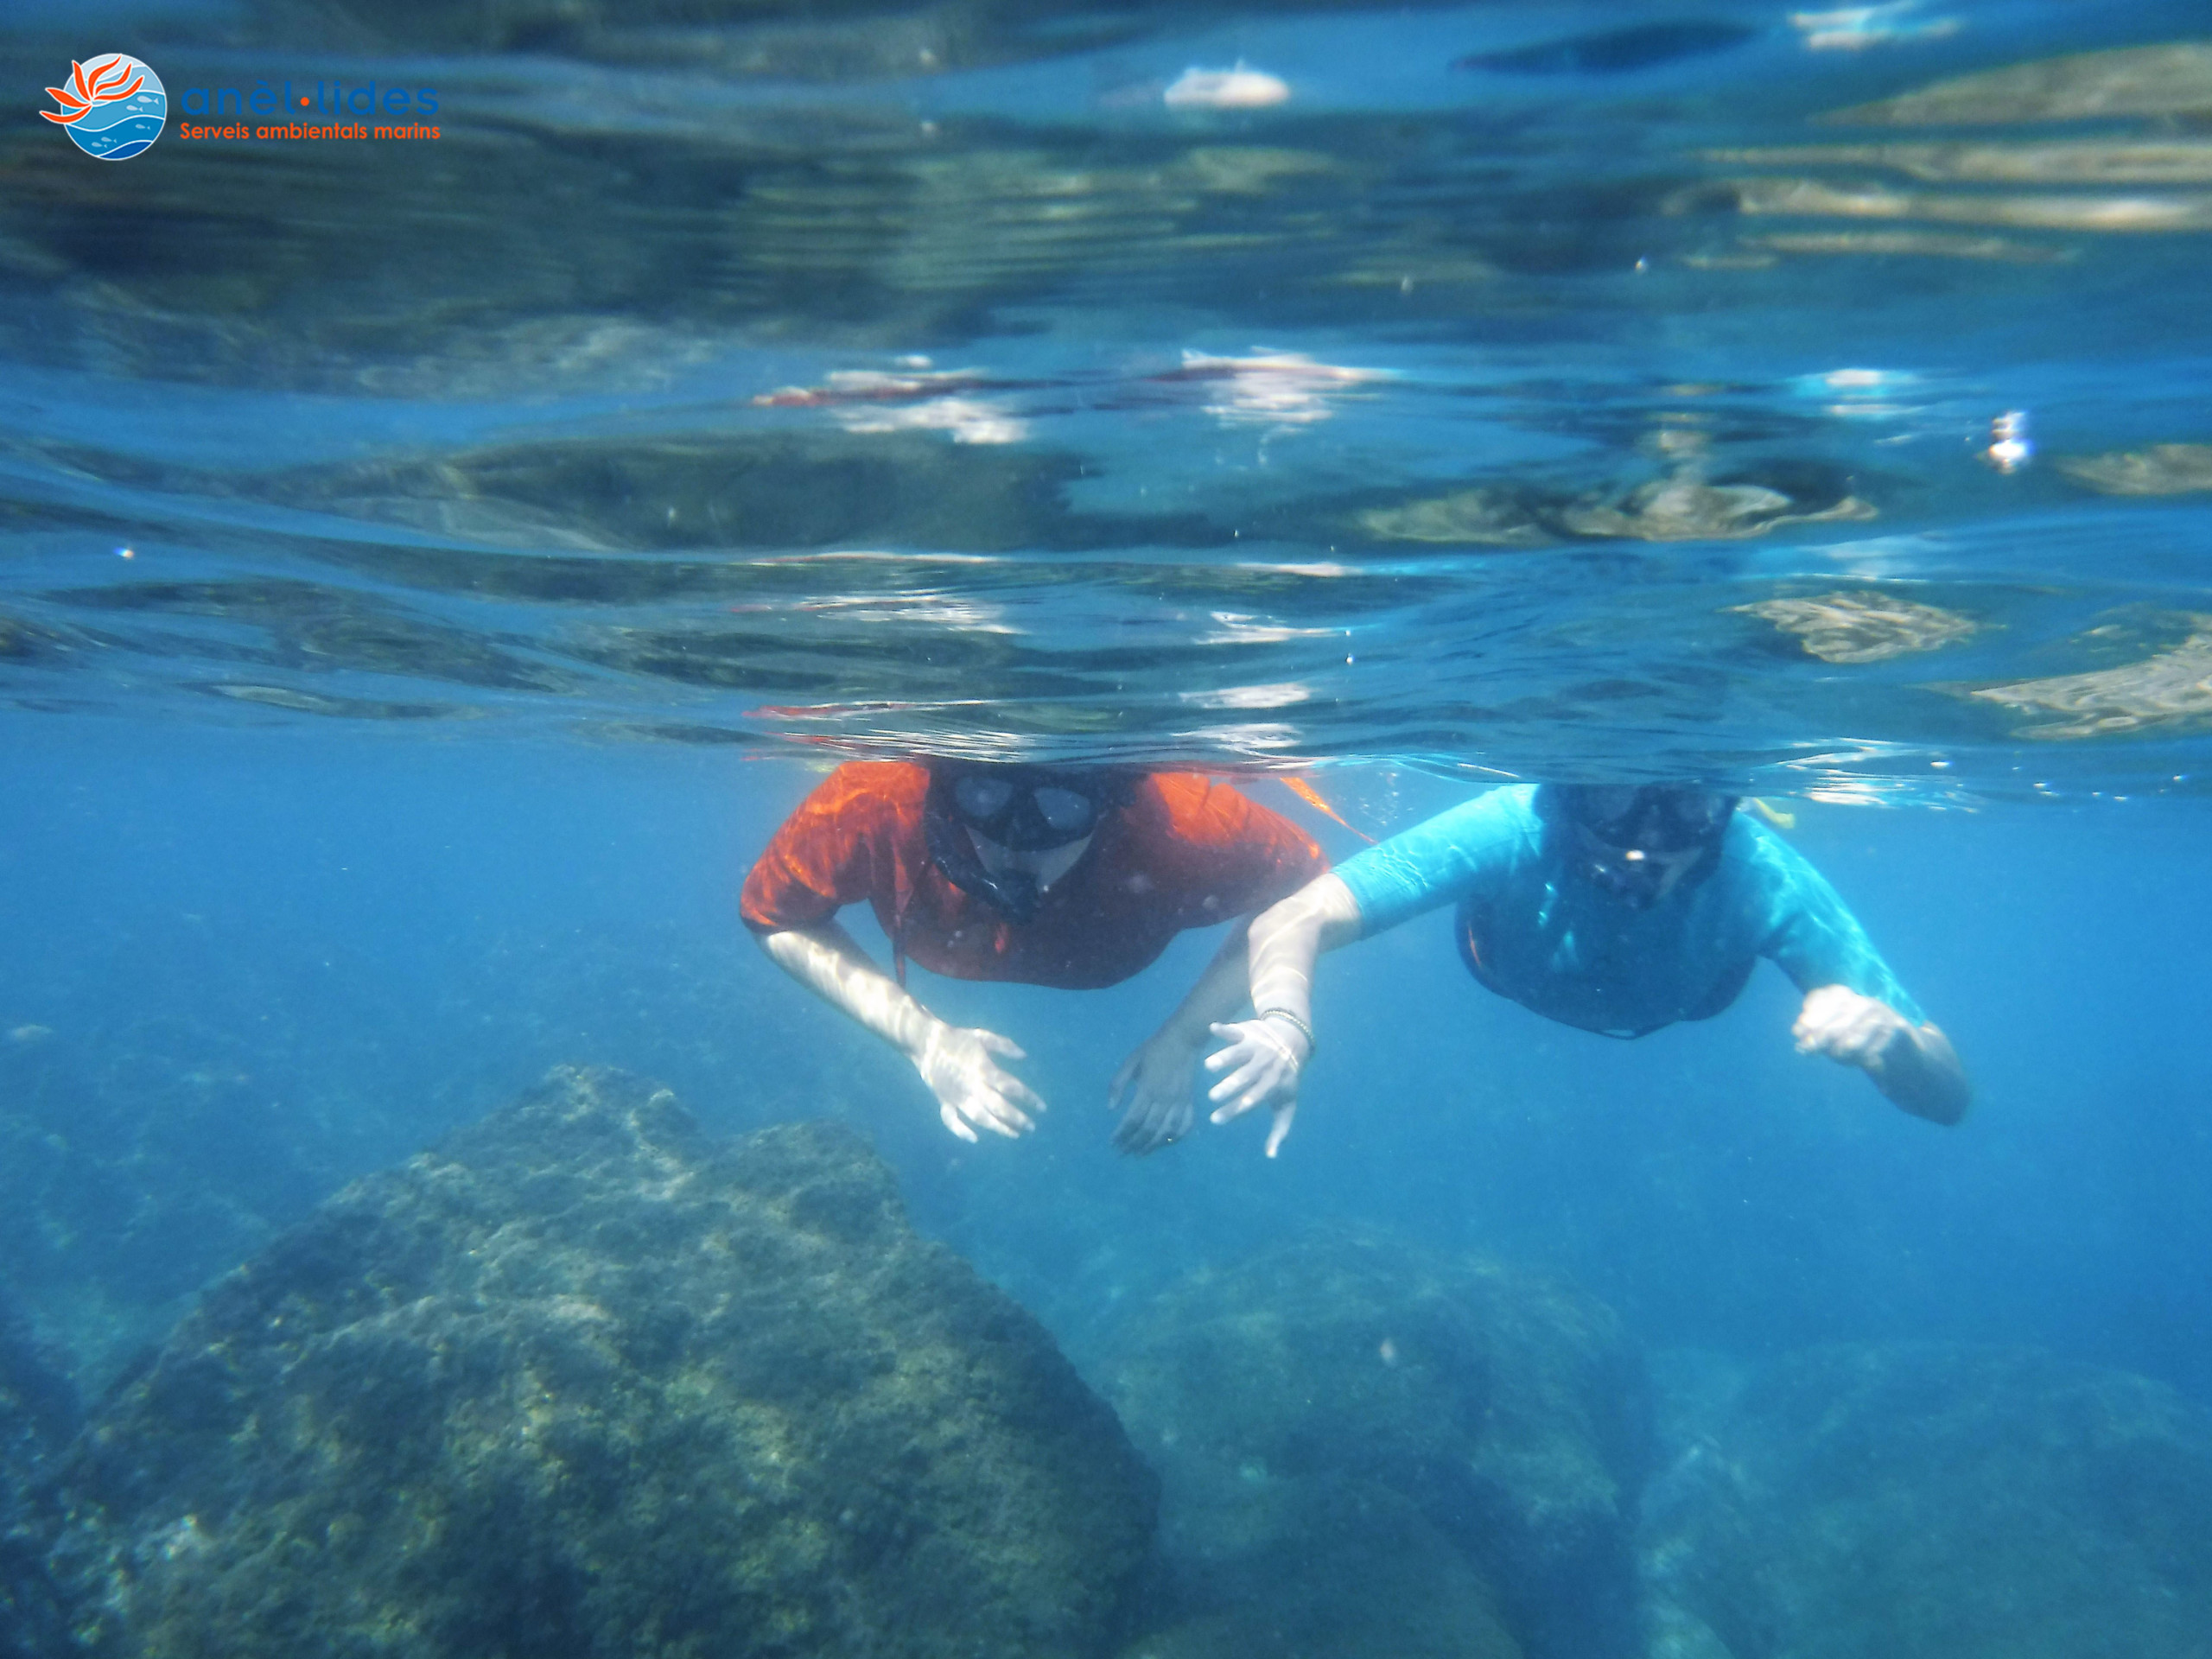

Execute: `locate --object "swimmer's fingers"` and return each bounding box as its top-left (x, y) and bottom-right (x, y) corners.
top-left (1792, 986), bottom-right (1902, 1068)
top-left (919, 1026), bottom-right (1045, 1141)
top-left (978, 1029), bottom-right (1029, 1064)
top-left (994, 1063), bottom-right (1049, 1117)
top-left (942, 1084), bottom-right (1027, 1140)
top-left (969, 1069), bottom-right (1046, 1136)
top-left (1113, 1091), bottom-right (1193, 1157)
top-left (1108, 1034), bottom-right (1198, 1154)
top-left (1793, 984), bottom-right (1862, 1053)
top-left (984, 1039), bottom-right (1049, 1126)
top-left (1205, 1020), bottom-right (1299, 1132)
top-left (1203, 1046), bottom-right (1270, 1116)
top-left (1106, 1051), bottom-right (1138, 1115)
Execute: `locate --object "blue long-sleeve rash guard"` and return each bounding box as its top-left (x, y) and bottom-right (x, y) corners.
top-left (1334, 785), bottom-right (1923, 1039)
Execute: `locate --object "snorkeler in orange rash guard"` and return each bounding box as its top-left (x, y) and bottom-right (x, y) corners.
top-left (741, 760), bottom-right (1327, 1154)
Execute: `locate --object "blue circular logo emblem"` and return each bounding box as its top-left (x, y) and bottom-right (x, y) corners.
top-left (42, 54), bottom-right (166, 161)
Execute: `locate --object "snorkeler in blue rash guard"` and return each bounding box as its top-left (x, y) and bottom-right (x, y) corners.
top-left (1205, 785), bottom-right (1971, 1156)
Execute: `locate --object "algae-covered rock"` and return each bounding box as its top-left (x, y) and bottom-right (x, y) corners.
top-left (2059, 442), bottom-right (2212, 495)
top-left (1360, 467), bottom-right (1874, 548)
top-left (1641, 1342), bottom-right (2212, 1659)
top-left (1099, 1231), bottom-right (1649, 1659)
top-left (1732, 590), bottom-right (1980, 664)
top-left (0, 1290), bottom-right (78, 1659)
top-left (1967, 620), bottom-right (2212, 738)
top-left (54, 1065), bottom-right (1154, 1659)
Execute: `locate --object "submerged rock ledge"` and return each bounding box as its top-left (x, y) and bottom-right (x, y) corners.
top-left (1103, 1231), bottom-right (1652, 1659)
top-left (1642, 1341), bottom-right (2212, 1659)
top-left (45, 1065), bottom-right (1156, 1659)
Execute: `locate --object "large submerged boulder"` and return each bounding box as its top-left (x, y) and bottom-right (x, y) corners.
top-left (1100, 1231), bottom-right (1649, 1659)
top-left (54, 1066), bottom-right (1155, 1659)
top-left (0, 1292), bottom-right (79, 1659)
top-left (1641, 1342), bottom-right (2212, 1659)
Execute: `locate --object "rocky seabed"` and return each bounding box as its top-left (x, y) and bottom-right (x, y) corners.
top-left (5, 1067), bottom-right (2210, 1659)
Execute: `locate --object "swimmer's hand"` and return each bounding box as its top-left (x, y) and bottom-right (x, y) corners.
top-left (1792, 984), bottom-right (1971, 1124)
top-left (912, 1022), bottom-right (1046, 1143)
top-left (1109, 1029), bottom-right (1202, 1155)
top-left (1792, 984), bottom-right (1911, 1071)
top-left (1204, 1016), bottom-right (1309, 1158)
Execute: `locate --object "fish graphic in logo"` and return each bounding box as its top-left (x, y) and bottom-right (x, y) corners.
top-left (42, 54), bottom-right (166, 160)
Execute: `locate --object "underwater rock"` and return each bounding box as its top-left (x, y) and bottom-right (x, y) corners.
top-left (1100, 1231), bottom-right (1649, 1659)
top-left (1358, 485), bottom-right (1561, 547)
top-left (1360, 467), bottom-right (1874, 547)
top-left (1701, 140), bottom-right (2212, 188)
top-left (0, 1291), bottom-right (78, 1659)
top-left (1555, 474), bottom-right (1875, 543)
top-left (2058, 442), bottom-right (2212, 495)
top-left (1724, 228), bottom-right (2065, 263)
top-left (1732, 590), bottom-right (1980, 664)
top-left (1640, 1342), bottom-right (2212, 1659)
top-left (53, 1065), bottom-right (1155, 1659)
top-left (1966, 619), bottom-right (2212, 738)
top-left (1686, 173), bottom-right (2212, 234)
top-left (1681, 47), bottom-right (2212, 270)
top-left (1824, 42), bottom-right (2212, 126)
top-left (1113, 1480), bottom-right (1520, 1659)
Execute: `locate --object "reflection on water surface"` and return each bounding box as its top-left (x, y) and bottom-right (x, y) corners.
top-left (2, 3), bottom-right (2211, 801)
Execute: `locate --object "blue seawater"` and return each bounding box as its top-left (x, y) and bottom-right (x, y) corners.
top-left (6, 1), bottom-right (2212, 1654)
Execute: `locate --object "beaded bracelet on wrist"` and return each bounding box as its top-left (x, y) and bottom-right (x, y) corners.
top-left (1255, 1007), bottom-right (1316, 1057)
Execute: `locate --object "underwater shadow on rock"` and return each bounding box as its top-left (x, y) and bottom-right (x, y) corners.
top-left (45, 1065), bottom-right (1156, 1659)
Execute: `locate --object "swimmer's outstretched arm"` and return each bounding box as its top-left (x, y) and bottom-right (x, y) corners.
top-left (1110, 917), bottom-right (1263, 1156)
top-left (1791, 984), bottom-right (1972, 1126)
top-left (755, 921), bottom-right (1046, 1144)
top-left (1204, 874), bottom-right (1366, 1156)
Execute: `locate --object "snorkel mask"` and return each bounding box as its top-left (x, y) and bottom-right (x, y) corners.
top-left (923, 764), bottom-right (1119, 922)
top-left (1553, 785), bottom-right (1740, 909)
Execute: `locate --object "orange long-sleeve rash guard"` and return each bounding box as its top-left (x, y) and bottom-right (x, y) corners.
top-left (740, 762), bottom-right (1327, 989)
